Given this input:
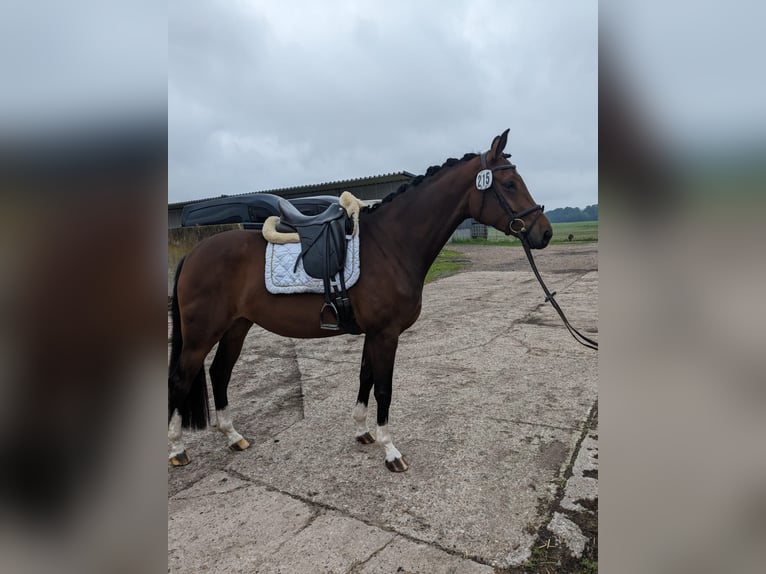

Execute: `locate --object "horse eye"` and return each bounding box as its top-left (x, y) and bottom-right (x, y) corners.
top-left (502, 180), bottom-right (516, 190)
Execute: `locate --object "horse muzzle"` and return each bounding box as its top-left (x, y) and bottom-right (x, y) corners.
top-left (507, 206), bottom-right (552, 249)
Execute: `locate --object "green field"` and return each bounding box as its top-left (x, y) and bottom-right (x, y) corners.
top-left (451, 220), bottom-right (598, 245)
top-left (548, 220), bottom-right (598, 243)
top-left (425, 249), bottom-right (468, 284)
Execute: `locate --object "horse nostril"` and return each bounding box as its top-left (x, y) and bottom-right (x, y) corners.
top-left (543, 229), bottom-right (552, 242)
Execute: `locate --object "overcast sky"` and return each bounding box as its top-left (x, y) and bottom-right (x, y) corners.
top-left (168, 0), bottom-right (597, 209)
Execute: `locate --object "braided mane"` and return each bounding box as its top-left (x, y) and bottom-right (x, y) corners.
top-left (363, 152), bottom-right (478, 213)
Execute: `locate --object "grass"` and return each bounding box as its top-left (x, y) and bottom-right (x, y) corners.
top-left (548, 220), bottom-right (598, 243)
top-left (580, 558), bottom-right (599, 573)
top-left (425, 248), bottom-right (467, 284)
top-left (451, 220), bottom-right (598, 245)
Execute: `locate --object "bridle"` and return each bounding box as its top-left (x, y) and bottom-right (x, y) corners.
top-left (474, 150), bottom-right (599, 351)
top-left (475, 150), bottom-right (544, 236)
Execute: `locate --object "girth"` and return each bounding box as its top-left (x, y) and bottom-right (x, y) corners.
top-left (275, 199), bottom-right (361, 333)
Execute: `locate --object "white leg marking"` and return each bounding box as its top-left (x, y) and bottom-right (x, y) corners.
top-left (168, 409), bottom-right (185, 458)
top-left (377, 424), bottom-right (402, 462)
top-left (215, 407), bottom-right (245, 447)
top-left (352, 402), bottom-right (369, 437)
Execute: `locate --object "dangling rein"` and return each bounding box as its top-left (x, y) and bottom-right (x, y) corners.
top-left (519, 235), bottom-right (598, 351)
top-left (476, 150), bottom-right (598, 351)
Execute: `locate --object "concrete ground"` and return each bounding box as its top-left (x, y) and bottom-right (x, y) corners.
top-left (168, 243), bottom-right (598, 573)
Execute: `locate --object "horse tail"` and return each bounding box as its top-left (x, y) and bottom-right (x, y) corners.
top-left (182, 367), bottom-right (210, 430)
top-left (168, 256), bottom-right (210, 429)
top-left (168, 257), bottom-right (185, 377)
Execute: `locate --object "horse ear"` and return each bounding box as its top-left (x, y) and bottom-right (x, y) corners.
top-left (489, 129), bottom-right (510, 162)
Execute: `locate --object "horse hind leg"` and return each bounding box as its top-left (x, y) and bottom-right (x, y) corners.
top-left (210, 318), bottom-right (253, 452)
top-left (168, 406), bottom-right (189, 466)
top-left (168, 346), bottom-right (211, 466)
top-left (352, 338), bottom-right (376, 444)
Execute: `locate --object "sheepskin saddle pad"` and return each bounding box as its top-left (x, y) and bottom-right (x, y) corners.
top-left (263, 192), bottom-right (364, 295)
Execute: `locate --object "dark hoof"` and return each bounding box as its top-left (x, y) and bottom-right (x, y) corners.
top-left (355, 432), bottom-right (376, 445)
top-left (228, 438), bottom-right (250, 452)
top-left (385, 457), bottom-right (409, 472)
top-left (169, 451), bottom-right (190, 466)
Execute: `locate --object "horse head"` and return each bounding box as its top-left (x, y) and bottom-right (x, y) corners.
top-left (468, 129), bottom-right (552, 249)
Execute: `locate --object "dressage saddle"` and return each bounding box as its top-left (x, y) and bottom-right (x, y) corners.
top-left (275, 199), bottom-right (360, 333)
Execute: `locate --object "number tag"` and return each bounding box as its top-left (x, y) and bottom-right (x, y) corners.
top-left (476, 169), bottom-right (493, 190)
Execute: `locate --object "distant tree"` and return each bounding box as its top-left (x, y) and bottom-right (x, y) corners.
top-left (582, 204), bottom-right (598, 220)
top-left (546, 204), bottom-right (598, 223)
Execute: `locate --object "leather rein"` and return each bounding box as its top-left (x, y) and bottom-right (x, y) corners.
top-left (519, 239), bottom-right (599, 350)
top-left (476, 151), bottom-right (598, 351)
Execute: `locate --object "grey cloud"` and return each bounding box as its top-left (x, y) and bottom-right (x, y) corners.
top-left (169, 0), bottom-right (597, 209)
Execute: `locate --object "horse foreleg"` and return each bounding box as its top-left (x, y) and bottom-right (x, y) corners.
top-left (210, 318), bottom-right (253, 452)
top-left (369, 332), bottom-right (408, 472)
top-left (352, 337), bottom-right (376, 444)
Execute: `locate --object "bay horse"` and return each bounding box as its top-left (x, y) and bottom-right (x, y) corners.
top-left (168, 129), bottom-right (552, 472)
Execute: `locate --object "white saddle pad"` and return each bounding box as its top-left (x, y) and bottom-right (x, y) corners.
top-left (264, 235), bottom-right (360, 294)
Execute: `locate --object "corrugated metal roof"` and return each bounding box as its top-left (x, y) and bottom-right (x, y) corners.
top-left (168, 171), bottom-right (414, 209)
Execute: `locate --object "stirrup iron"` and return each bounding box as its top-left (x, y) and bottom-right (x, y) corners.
top-left (320, 302), bottom-right (341, 331)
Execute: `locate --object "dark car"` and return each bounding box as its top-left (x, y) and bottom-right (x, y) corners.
top-left (180, 194), bottom-right (340, 230)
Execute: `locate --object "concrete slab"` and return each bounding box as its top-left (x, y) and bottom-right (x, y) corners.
top-left (561, 427), bottom-right (599, 513)
top-left (168, 474), bottom-right (312, 573)
top-left (541, 417), bottom-right (598, 564)
top-left (356, 536), bottom-right (495, 573)
top-left (169, 264), bottom-right (598, 570)
top-left (228, 412), bottom-right (574, 567)
top-left (547, 512), bottom-right (588, 558)
top-left (256, 513), bottom-right (393, 573)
